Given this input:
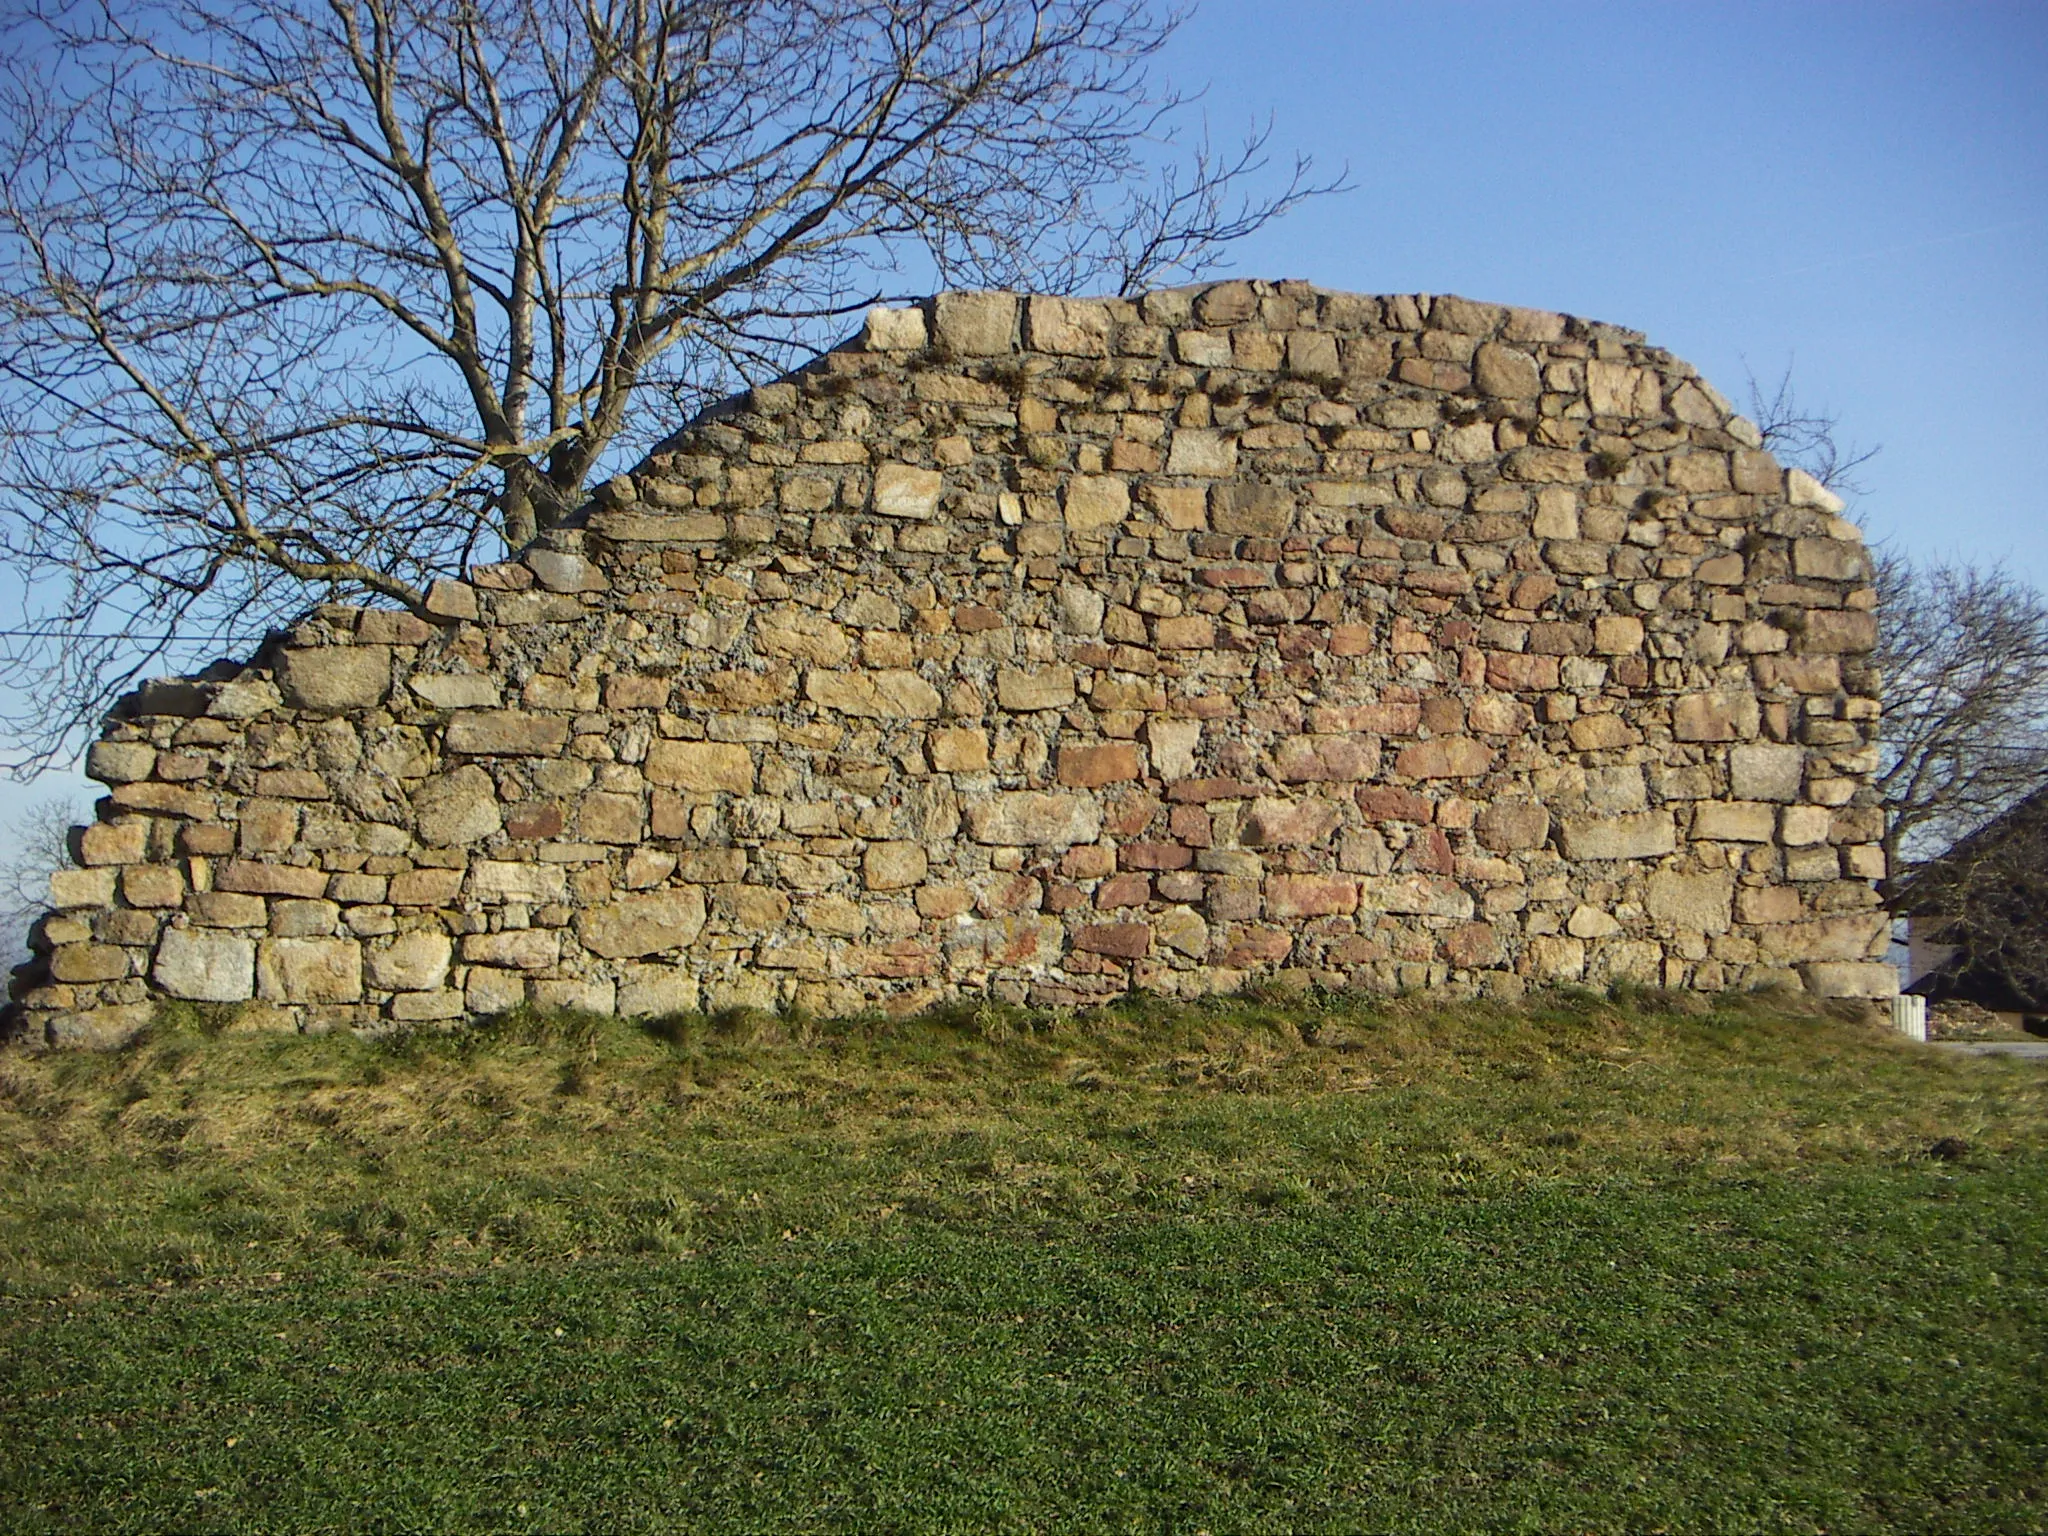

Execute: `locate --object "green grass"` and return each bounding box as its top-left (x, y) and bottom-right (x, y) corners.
top-left (3, 989), bottom-right (2046, 1531)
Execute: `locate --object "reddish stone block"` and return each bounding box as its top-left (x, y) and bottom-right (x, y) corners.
top-left (1265, 874), bottom-right (1359, 918)
top-left (1443, 921), bottom-right (1504, 968)
top-left (1312, 702), bottom-right (1421, 734)
top-left (1095, 873), bottom-right (1152, 909)
top-left (1221, 925), bottom-right (1294, 966)
top-left (1059, 844), bottom-right (1116, 879)
top-left (1395, 738), bottom-right (1495, 779)
top-left (1399, 826), bottom-right (1456, 875)
top-left (1276, 626), bottom-right (1328, 660)
top-left (1197, 565), bottom-right (1275, 588)
top-left (955, 604), bottom-right (1005, 632)
top-left (1485, 652), bottom-right (1561, 691)
top-left (976, 875), bottom-right (1044, 916)
top-left (1102, 792), bottom-right (1161, 837)
top-left (1168, 804), bottom-right (1212, 847)
top-left (505, 802), bottom-right (565, 840)
top-left (1044, 882), bottom-right (1089, 913)
top-left (1074, 922), bottom-right (1151, 959)
top-left (1120, 841), bottom-right (1193, 871)
top-left (1356, 786), bottom-right (1434, 824)
top-left (1057, 742), bottom-right (1143, 788)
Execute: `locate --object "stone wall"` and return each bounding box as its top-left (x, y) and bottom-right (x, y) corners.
top-left (8, 282), bottom-right (1898, 1046)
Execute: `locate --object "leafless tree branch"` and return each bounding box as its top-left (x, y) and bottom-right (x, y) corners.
top-left (0, 0), bottom-right (1331, 768)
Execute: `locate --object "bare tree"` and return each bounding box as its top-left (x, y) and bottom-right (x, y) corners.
top-left (1871, 553), bottom-right (2048, 880)
top-left (0, 797), bottom-right (85, 964)
top-left (0, 0), bottom-right (1331, 767)
top-left (1743, 361), bottom-right (1880, 498)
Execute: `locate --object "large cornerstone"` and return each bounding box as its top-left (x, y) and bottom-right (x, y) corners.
top-left (9, 283), bottom-right (1896, 1045)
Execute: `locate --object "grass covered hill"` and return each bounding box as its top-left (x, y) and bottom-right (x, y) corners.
top-left (2, 988), bottom-right (2045, 1532)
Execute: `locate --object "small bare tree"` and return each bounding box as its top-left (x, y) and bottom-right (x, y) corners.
top-left (0, 0), bottom-right (1331, 767)
top-left (1871, 554), bottom-right (2048, 880)
top-left (1743, 362), bottom-right (1881, 499)
top-left (0, 797), bottom-right (84, 964)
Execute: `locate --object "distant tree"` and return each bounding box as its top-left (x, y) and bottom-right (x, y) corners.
top-left (1743, 366), bottom-right (2048, 884)
top-left (0, 797), bottom-right (84, 963)
top-left (1868, 556), bottom-right (2048, 881)
top-left (0, 0), bottom-right (1333, 767)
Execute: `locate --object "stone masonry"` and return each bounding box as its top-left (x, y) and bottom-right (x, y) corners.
top-left (7, 282), bottom-right (1897, 1046)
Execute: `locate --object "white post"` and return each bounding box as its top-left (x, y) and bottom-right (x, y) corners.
top-left (1890, 994), bottom-right (1928, 1043)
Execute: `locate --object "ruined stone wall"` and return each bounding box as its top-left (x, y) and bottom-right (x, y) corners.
top-left (10, 282), bottom-right (1898, 1046)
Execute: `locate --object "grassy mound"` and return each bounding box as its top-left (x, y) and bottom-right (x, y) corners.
top-left (2, 989), bottom-right (2045, 1530)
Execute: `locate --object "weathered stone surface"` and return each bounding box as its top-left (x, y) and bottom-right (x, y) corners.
top-left (86, 741), bottom-right (156, 784)
top-left (1730, 744), bottom-right (1805, 802)
top-left (1646, 872), bottom-right (1734, 934)
top-left (1063, 475), bottom-right (1130, 530)
top-left (152, 929), bottom-right (256, 1001)
top-left (460, 929), bottom-right (561, 969)
top-left (645, 740), bottom-right (756, 794)
top-left (1693, 801), bottom-right (1777, 842)
top-left (1266, 874), bottom-right (1359, 918)
top-left (1360, 874), bottom-right (1474, 919)
top-left (863, 305), bottom-right (928, 350)
top-left (413, 765), bottom-right (502, 846)
top-left (444, 710), bottom-right (570, 756)
top-left (409, 672), bottom-right (501, 709)
top-left (1274, 735), bottom-right (1379, 783)
top-left (48, 867), bottom-right (116, 909)
top-left (804, 669), bottom-right (943, 718)
top-left (467, 861), bottom-right (568, 903)
top-left (755, 609), bottom-right (850, 664)
top-left (577, 888), bottom-right (708, 958)
top-left (256, 936), bottom-right (362, 1004)
top-left (50, 943), bottom-right (131, 982)
top-left (1801, 961), bottom-right (1897, 998)
top-left (1165, 429), bottom-right (1238, 477)
top-left (1145, 719), bottom-right (1202, 780)
top-left (278, 646), bottom-right (390, 712)
top-left (1558, 813), bottom-right (1676, 861)
top-left (928, 727), bottom-right (989, 772)
top-left (873, 464), bottom-right (943, 520)
top-left (1396, 738), bottom-right (1494, 779)
top-left (365, 930), bottom-right (453, 992)
top-left (77, 821), bottom-right (147, 866)
top-left (217, 861), bottom-right (331, 898)
top-left (1210, 483), bottom-right (1295, 537)
top-left (863, 842), bottom-right (928, 891)
top-left (526, 550), bottom-right (607, 593)
top-left (1026, 296), bottom-right (1111, 356)
top-left (966, 792), bottom-right (1102, 847)
top-left (997, 666), bottom-right (1077, 712)
top-left (1476, 801), bottom-right (1549, 852)
top-left (1057, 742), bottom-right (1142, 788)
top-left (930, 292), bottom-right (1016, 355)
top-left (1074, 922), bottom-right (1150, 959)
top-left (1242, 797), bottom-right (1344, 848)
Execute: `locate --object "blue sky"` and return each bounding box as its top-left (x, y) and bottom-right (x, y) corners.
top-left (1157, 0), bottom-right (2047, 579)
top-left (4, 0), bottom-right (2043, 829)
